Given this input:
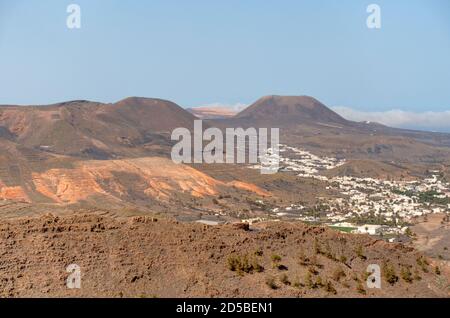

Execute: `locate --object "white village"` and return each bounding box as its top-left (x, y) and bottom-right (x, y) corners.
top-left (249, 144), bottom-right (450, 241)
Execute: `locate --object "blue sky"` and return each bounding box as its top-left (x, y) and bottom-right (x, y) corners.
top-left (0, 0), bottom-right (449, 118)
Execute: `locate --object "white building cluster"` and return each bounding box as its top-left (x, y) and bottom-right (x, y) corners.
top-left (251, 144), bottom-right (345, 177)
top-left (253, 144), bottom-right (450, 237)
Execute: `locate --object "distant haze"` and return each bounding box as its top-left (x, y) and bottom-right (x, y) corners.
top-left (0, 0), bottom-right (449, 119)
top-left (333, 107), bottom-right (450, 133)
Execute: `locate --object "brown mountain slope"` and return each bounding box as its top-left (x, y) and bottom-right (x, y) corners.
top-left (215, 95), bottom-right (450, 165)
top-left (1, 95), bottom-right (450, 212)
top-left (235, 95), bottom-right (349, 126)
top-left (0, 156), bottom-right (269, 207)
top-left (322, 159), bottom-right (418, 180)
top-left (2, 95), bottom-right (450, 164)
top-left (0, 97), bottom-right (197, 159)
top-left (0, 101), bottom-right (273, 216)
top-left (0, 213), bottom-right (447, 297)
top-left (104, 97), bottom-right (197, 133)
top-left (230, 95), bottom-right (450, 146)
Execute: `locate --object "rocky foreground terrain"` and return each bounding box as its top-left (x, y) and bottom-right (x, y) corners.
top-left (0, 213), bottom-right (447, 298)
top-left (1, 95), bottom-right (449, 298)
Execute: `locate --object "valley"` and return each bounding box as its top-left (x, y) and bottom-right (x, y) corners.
top-left (0, 95), bottom-right (449, 297)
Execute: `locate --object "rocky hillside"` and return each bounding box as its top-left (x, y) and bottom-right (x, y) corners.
top-left (1, 95), bottom-right (450, 213)
top-left (235, 95), bottom-right (349, 126)
top-left (0, 213), bottom-right (447, 297)
top-left (0, 97), bottom-right (196, 159)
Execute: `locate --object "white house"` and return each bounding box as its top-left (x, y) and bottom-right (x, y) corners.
top-left (356, 224), bottom-right (382, 235)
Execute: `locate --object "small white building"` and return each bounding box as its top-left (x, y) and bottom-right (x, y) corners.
top-left (356, 224), bottom-right (382, 235)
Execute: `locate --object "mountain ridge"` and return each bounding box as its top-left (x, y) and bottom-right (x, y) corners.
top-left (235, 95), bottom-right (349, 126)
top-left (1, 95), bottom-right (450, 212)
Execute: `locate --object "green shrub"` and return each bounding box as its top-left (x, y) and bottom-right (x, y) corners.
top-left (227, 254), bottom-right (263, 275)
top-left (323, 242), bottom-right (336, 260)
top-left (265, 276), bottom-right (278, 290)
top-left (405, 228), bottom-right (414, 237)
top-left (271, 254), bottom-right (287, 270)
top-left (413, 270), bottom-right (422, 281)
top-left (325, 281), bottom-right (337, 295)
top-left (355, 245), bottom-right (366, 260)
top-left (361, 271), bottom-right (371, 282)
top-left (293, 278), bottom-right (303, 289)
top-left (314, 239), bottom-right (323, 255)
top-left (435, 266), bottom-right (441, 275)
top-left (298, 250), bottom-right (310, 266)
top-left (308, 266), bottom-right (319, 275)
top-left (316, 276), bottom-right (324, 288)
top-left (280, 274), bottom-right (291, 286)
top-left (332, 267), bottom-right (346, 282)
top-left (305, 272), bottom-right (315, 289)
top-left (310, 255), bottom-right (319, 267)
top-left (400, 266), bottom-right (413, 283)
top-left (271, 254), bottom-right (282, 262)
top-left (356, 281), bottom-right (366, 295)
top-left (383, 263), bottom-right (399, 285)
top-left (416, 256), bottom-right (429, 273)
top-left (254, 248), bottom-right (263, 257)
